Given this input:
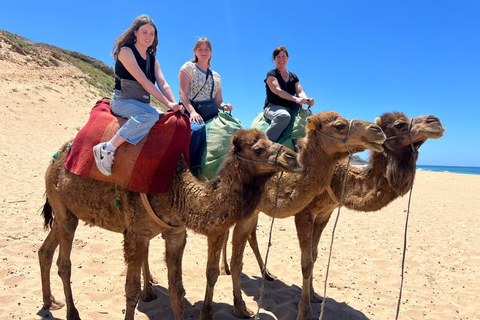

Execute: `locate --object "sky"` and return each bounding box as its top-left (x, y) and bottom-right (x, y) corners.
top-left (1, 0), bottom-right (479, 167)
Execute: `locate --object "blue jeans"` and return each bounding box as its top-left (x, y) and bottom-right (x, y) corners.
top-left (264, 104), bottom-right (292, 142)
top-left (111, 90), bottom-right (163, 145)
top-left (189, 121), bottom-right (206, 169)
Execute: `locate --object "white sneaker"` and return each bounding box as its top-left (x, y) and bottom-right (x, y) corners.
top-left (93, 142), bottom-right (115, 176)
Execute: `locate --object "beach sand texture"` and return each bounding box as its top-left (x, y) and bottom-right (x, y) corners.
top-left (1, 39), bottom-right (479, 320)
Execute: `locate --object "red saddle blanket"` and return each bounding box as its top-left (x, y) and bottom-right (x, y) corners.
top-left (64, 99), bottom-right (191, 194)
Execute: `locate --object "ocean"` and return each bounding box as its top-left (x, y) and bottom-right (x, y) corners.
top-left (417, 165), bottom-right (480, 175)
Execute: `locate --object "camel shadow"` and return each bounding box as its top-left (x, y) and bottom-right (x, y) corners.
top-left (136, 283), bottom-right (277, 320)
top-left (134, 273), bottom-right (370, 320)
top-left (233, 273), bottom-right (370, 320)
top-left (36, 308), bottom-right (63, 320)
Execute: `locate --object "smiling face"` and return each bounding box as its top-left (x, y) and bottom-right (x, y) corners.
top-left (134, 24), bottom-right (156, 50)
top-left (194, 43), bottom-right (212, 64)
top-left (274, 50), bottom-right (289, 70)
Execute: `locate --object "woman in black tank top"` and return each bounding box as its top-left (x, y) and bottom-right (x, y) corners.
top-left (92, 15), bottom-right (181, 176)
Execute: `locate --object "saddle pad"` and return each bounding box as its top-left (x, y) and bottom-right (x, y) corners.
top-left (251, 108), bottom-right (312, 150)
top-left (64, 99), bottom-right (191, 194)
top-left (199, 112), bottom-right (244, 180)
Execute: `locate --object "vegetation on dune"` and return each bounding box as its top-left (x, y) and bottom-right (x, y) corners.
top-left (0, 29), bottom-right (167, 111)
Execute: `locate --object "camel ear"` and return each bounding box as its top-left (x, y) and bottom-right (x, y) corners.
top-left (232, 134), bottom-right (242, 153)
top-left (375, 117), bottom-right (382, 126)
top-left (306, 117), bottom-right (317, 131)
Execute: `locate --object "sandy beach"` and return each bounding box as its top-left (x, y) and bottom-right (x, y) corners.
top-left (1, 38), bottom-right (480, 320)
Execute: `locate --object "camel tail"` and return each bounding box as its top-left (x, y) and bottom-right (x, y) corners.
top-left (42, 197), bottom-right (54, 231)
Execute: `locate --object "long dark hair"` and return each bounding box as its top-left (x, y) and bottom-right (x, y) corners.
top-left (112, 15), bottom-right (158, 59)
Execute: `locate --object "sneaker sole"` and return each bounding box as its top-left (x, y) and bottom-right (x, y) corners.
top-left (93, 145), bottom-right (112, 176)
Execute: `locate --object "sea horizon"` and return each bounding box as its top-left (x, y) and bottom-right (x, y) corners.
top-left (417, 165), bottom-right (480, 175)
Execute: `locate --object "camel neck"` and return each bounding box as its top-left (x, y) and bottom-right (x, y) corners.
top-left (337, 150), bottom-right (416, 211)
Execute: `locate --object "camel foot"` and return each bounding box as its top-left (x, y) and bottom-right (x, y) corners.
top-left (232, 305), bottom-right (254, 319)
top-left (263, 268), bottom-right (277, 281)
top-left (200, 304), bottom-right (214, 320)
top-left (43, 296), bottom-right (65, 311)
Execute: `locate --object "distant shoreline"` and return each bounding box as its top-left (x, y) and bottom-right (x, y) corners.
top-left (417, 165), bottom-right (480, 175)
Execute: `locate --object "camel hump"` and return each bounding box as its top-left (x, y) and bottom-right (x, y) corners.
top-left (64, 99), bottom-right (191, 193)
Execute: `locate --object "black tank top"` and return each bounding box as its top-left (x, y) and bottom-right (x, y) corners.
top-left (114, 43), bottom-right (156, 90)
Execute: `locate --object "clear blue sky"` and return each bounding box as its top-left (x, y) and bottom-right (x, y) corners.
top-left (2, 0), bottom-right (479, 167)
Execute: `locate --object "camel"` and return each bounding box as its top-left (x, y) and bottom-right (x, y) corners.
top-left (199, 111), bottom-right (387, 320)
top-left (38, 129), bottom-right (301, 320)
top-left (222, 112), bottom-right (444, 320)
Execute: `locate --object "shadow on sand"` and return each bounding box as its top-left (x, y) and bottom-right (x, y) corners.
top-left (135, 273), bottom-right (369, 320)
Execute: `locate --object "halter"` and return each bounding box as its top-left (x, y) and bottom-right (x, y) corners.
top-left (310, 119), bottom-right (355, 155)
top-left (234, 145), bottom-right (285, 167)
top-left (385, 117), bottom-right (418, 155)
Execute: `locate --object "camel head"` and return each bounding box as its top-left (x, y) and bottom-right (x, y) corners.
top-left (303, 111), bottom-right (386, 157)
top-left (376, 112), bottom-right (445, 153)
top-left (372, 112), bottom-right (445, 195)
top-left (232, 129), bottom-right (301, 174)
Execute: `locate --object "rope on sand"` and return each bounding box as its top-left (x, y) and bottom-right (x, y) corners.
top-left (395, 175), bottom-right (415, 319)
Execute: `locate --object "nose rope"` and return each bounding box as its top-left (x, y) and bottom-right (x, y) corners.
top-left (385, 117), bottom-right (418, 155)
top-left (314, 119), bottom-right (355, 144)
top-left (234, 145), bottom-right (284, 167)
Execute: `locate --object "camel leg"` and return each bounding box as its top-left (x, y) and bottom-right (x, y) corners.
top-left (200, 231), bottom-right (228, 320)
top-left (231, 216), bottom-right (258, 318)
top-left (220, 230), bottom-right (231, 275)
top-left (308, 212), bottom-right (332, 303)
top-left (55, 211), bottom-right (81, 320)
top-left (141, 242), bottom-right (157, 302)
top-left (123, 231), bottom-right (150, 320)
top-left (38, 221), bottom-right (65, 310)
top-left (294, 210), bottom-right (315, 320)
top-left (163, 228), bottom-right (187, 320)
top-left (247, 219), bottom-right (277, 281)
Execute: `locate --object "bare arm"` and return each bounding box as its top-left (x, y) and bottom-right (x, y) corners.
top-left (214, 87), bottom-right (232, 112)
top-left (295, 82), bottom-right (314, 107)
top-left (179, 70), bottom-right (204, 123)
top-left (118, 47), bottom-right (179, 111)
top-left (154, 59), bottom-right (177, 105)
top-left (266, 76), bottom-right (307, 105)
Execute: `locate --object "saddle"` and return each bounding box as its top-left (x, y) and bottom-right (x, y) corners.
top-left (64, 99), bottom-right (191, 194)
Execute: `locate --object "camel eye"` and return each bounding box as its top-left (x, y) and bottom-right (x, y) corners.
top-left (254, 148), bottom-right (264, 156)
top-left (394, 122), bottom-right (406, 129)
top-left (334, 124), bottom-right (345, 130)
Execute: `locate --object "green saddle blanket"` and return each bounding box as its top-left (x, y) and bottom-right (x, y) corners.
top-left (251, 107), bottom-right (312, 150)
top-left (198, 112), bottom-right (244, 180)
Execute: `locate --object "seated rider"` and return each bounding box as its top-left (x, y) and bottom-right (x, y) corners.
top-left (93, 15), bottom-right (180, 176)
top-left (263, 46), bottom-right (314, 142)
top-left (179, 38), bottom-right (232, 172)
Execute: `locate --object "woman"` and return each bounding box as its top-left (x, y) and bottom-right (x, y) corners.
top-left (179, 38), bottom-right (232, 171)
top-left (93, 15), bottom-right (180, 176)
top-left (263, 46), bottom-right (314, 142)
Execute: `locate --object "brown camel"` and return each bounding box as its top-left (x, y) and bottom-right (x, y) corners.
top-left (38, 129), bottom-right (301, 320)
top-left (222, 112), bottom-right (444, 320)
top-left (199, 111), bottom-right (387, 320)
